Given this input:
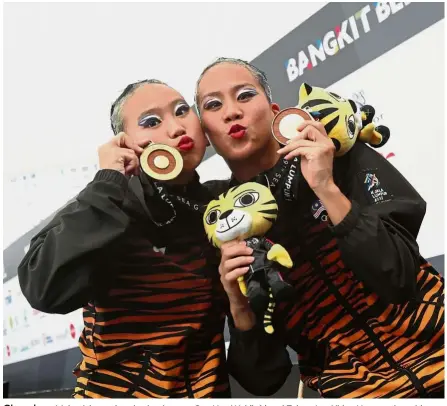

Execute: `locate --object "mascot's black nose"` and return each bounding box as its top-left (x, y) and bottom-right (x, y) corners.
top-left (219, 210), bottom-right (233, 220)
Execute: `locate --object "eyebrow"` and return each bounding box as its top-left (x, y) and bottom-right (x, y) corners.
top-left (138, 98), bottom-right (187, 122)
top-left (200, 83), bottom-right (257, 104)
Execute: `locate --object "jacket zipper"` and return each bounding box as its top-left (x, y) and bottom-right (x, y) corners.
top-left (309, 255), bottom-right (427, 397)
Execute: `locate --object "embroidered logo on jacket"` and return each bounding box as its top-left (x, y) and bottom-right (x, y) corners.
top-left (364, 173), bottom-right (380, 191)
top-left (364, 172), bottom-right (388, 203)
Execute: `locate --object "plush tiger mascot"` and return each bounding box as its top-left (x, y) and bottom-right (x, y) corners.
top-left (298, 83), bottom-right (390, 157)
top-left (203, 182), bottom-right (294, 334)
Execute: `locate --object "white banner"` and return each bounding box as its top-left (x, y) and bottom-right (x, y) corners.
top-left (3, 276), bottom-right (83, 366)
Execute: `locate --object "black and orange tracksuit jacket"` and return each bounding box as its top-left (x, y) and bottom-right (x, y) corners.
top-left (18, 142), bottom-right (444, 399)
top-left (17, 171), bottom-right (243, 399)
top-left (227, 142), bottom-right (444, 398)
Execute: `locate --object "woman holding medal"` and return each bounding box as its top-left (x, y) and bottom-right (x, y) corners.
top-left (194, 58), bottom-right (444, 398)
top-left (17, 79), bottom-right (289, 398)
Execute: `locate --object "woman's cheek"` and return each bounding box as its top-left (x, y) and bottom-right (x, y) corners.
top-left (251, 104), bottom-right (266, 122)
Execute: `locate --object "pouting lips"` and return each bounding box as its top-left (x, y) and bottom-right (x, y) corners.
top-left (229, 124), bottom-right (246, 139)
top-left (178, 136), bottom-right (195, 151)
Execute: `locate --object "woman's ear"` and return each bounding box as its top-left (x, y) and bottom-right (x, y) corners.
top-left (271, 103), bottom-right (280, 115)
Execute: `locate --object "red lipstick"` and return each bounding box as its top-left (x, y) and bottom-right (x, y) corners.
top-left (178, 136), bottom-right (194, 151)
top-left (229, 124), bottom-right (246, 139)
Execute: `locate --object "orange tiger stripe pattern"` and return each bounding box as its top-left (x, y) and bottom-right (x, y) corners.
top-left (276, 218), bottom-right (444, 398)
top-left (72, 229), bottom-right (230, 398)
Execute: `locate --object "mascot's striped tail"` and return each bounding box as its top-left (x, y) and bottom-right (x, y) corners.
top-left (263, 289), bottom-right (275, 334)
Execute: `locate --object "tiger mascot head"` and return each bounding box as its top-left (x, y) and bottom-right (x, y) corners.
top-left (298, 83), bottom-right (390, 157)
top-left (203, 182), bottom-right (278, 248)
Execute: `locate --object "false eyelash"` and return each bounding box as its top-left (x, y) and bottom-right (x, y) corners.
top-left (203, 99), bottom-right (221, 109)
top-left (175, 103), bottom-right (190, 113)
top-left (238, 89), bottom-right (257, 97)
top-left (139, 116), bottom-right (160, 126)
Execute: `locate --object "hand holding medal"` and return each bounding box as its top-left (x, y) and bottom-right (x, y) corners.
top-left (274, 107), bottom-right (336, 194)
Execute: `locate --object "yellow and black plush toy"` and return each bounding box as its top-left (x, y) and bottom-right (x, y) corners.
top-left (203, 182), bottom-right (294, 334)
top-left (298, 83), bottom-right (390, 156)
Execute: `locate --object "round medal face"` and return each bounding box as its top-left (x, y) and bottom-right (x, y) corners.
top-left (272, 108), bottom-right (314, 145)
top-left (140, 143), bottom-right (183, 181)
